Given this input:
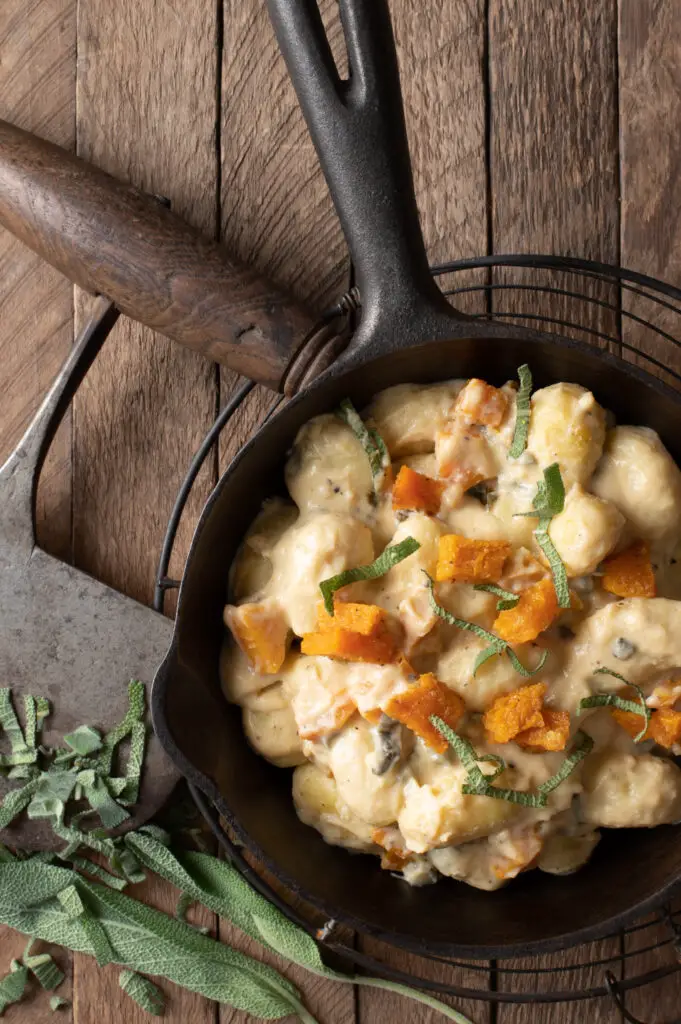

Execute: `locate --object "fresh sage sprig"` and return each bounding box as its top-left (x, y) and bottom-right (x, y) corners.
top-left (508, 364), bottom-right (533, 459)
top-left (337, 398), bottom-right (391, 494)
top-left (578, 667), bottom-right (651, 742)
top-left (320, 537), bottom-right (420, 614)
top-left (425, 573), bottom-right (548, 678)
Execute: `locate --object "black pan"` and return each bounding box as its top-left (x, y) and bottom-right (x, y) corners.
top-left (150, 0), bottom-right (681, 958)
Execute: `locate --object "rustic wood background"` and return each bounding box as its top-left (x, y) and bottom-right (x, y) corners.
top-left (1, 0), bottom-right (680, 1020)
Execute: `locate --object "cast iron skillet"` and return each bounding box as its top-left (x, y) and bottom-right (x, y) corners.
top-left (151, 0), bottom-right (681, 958)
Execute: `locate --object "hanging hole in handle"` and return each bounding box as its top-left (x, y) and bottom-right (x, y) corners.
top-left (605, 970), bottom-right (681, 1024)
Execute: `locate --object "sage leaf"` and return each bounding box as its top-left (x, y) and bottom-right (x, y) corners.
top-left (119, 969), bottom-right (165, 1017)
top-left (50, 995), bottom-right (70, 1011)
top-left (320, 538), bottom-right (420, 615)
top-left (24, 952), bottom-right (65, 990)
top-left (337, 398), bottom-right (391, 493)
top-left (0, 689), bottom-right (30, 757)
top-left (0, 962), bottom-right (28, 1014)
top-left (63, 726), bottom-right (102, 756)
top-left (508, 364), bottom-right (533, 459)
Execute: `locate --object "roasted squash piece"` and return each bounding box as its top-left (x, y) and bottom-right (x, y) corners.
top-left (316, 600), bottom-right (388, 637)
top-left (455, 378), bottom-right (509, 428)
top-left (601, 540), bottom-right (656, 598)
top-left (483, 682), bottom-right (547, 744)
top-left (392, 465), bottom-right (445, 515)
top-left (435, 534), bottom-right (511, 583)
top-left (649, 709), bottom-right (681, 748)
top-left (611, 705), bottom-right (649, 741)
top-left (384, 673), bottom-right (465, 753)
top-left (515, 709), bottom-right (571, 752)
top-left (301, 628), bottom-right (396, 664)
top-left (493, 577), bottom-right (558, 644)
top-left (371, 828), bottom-right (412, 871)
top-left (224, 600), bottom-right (289, 674)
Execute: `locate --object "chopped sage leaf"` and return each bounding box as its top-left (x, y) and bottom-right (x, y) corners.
top-left (473, 582), bottom-right (520, 611)
top-left (24, 952), bottom-right (65, 991)
top-left (63, 725), bottom-right (102, 756)
top-left (0, 962), bottom-right (28, 1014)
top-left (320, 537), bottom-right (420, 615)
top-left (50, 995), bottom-right (70, 1011)
top-left (508, 364), bottom-right (533, 459)
top-left (538, 731), bottom-right (594, 793)
top-left (516, 463), bottom-right (570, 608)
top-left (119, 970), bottom-right (165, 1017)
top-left (425, 574), bottom-right (549, 678)
top-left (579, 669), bottom-right (651, 742)
top-left (337, 398), bottom-right (391, 492)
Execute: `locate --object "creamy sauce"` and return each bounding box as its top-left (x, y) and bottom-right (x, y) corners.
top-left (221, 377), bottom-right (681, 891)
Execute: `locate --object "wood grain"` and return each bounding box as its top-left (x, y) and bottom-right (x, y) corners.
top-left (489, 0), bottom-right (620, 350)
top-left (0, 0), bottom-right (75, 1016)
top-left (71, 0), bottom-right (220, 1020)
top-left (489, 4), bottom-right (623, 1017)
top-left (619, 2), bottom-right (681, 1014)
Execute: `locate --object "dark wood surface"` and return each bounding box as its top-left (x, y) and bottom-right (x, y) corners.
top-left (1, 0), bottom-right (681, 1021)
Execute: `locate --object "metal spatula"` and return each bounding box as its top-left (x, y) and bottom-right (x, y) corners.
top-left (0, 296), bottom-right (179, 849)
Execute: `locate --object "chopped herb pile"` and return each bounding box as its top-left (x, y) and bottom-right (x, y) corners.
top-left (508, 364), bottom-right (533, 459)
top-left (320, 537), bottom-right (420, 615)
top-left (425, 573), bottom-right (548, 678)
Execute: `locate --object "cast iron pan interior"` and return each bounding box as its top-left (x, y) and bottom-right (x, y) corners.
top-left (152, 0), bottom-right (681, 958)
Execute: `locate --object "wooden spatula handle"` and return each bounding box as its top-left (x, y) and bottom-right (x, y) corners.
top-left (0, 120), bottom-right (341, 392)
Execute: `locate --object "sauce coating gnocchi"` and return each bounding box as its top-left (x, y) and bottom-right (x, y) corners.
top-left (222, 373), bottom-right (681, 890)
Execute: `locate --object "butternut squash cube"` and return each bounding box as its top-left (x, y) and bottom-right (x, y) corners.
top-left (301, 628), bottom-right (396, 665)
top-left (435, 534), bottom-right (511, 583)
top-left (316, 600), bottom-right (388, 637)
top-left (601, 540), bottom-right (656, 598)
top-left (224, 600), bottom-right (289, 674)
top-left (392, 465), bottom-right (445, 515)
top-left (515, 709), bottom-right (571, 752)
top-left (483, 682), bottom-right (547, 744)
top-left (384, 673), bottom-right (465, 753)
top-left (455, 379), bottom-right (509, 428)
top-left (649, 709), bottom-right (681, 748)
top-left (493, 577), bottom-right (558, 644)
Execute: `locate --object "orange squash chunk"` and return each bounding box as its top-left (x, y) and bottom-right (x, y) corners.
top-left (611, 705), bottom-right (649, 740)
top-left (392, 465), bottom-right (445, 515)
top-left (493, 577), bottom-right (558, 644)
top-left (301, 628), bottom-right (395, 664)
top-left (316, 601), bottom-right (388, 637)
top-left (649, 709), bottom-right (681, 748)
top-left (435, 534), bottom-right (511, 583)
top-left (455, 379), bottom-right (509, 428)
top-left (601, 540), bottom-right (656, 598)
top-left (224, 600), bottom-right (289, 674)
top-left (483, 682), bottom-right (547, 744)
top-left (515, 709), bottom-right (571, 752)
top-left (299, 699), bottom-right (357, 742)
top-left (384, 673), bottom-right (465, 753)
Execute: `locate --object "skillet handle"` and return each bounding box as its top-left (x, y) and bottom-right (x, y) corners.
top-left (0, 120), bottom-right (347, 394)
top-left (266, 0), bottom-right (460, 338)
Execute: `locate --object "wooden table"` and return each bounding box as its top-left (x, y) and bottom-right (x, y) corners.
top-left (1, 0), bottom-right (680, 1020)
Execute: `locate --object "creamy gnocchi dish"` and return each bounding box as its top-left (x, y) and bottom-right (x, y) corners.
top-left (221, 369), bottom-right (681, 890)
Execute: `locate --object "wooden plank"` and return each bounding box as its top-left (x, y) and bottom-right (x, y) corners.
top-left (72, 0), bottom-right (219, 1020)
top-left (489, 0), bottom-right (620, 349)
top-left (489, 2), bottom-right (622, 1017)
top-left (359, 1), bottom-right (490, 1019)
top-left (619, 2), bottom-right (681, 1014)
top-left (0, 0), bottom-right (75, 560)
top-left (0, 2), bottom-right (76, 1019)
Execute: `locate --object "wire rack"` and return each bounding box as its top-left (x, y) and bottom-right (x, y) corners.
top-left (154, 255), bottom-right (681, 1021)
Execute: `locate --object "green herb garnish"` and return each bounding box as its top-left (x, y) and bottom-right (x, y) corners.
top-left (517, 463), bottom-right (570, 608)
top-left (119, 969), bottom-right (165, 1017)
top-left (425, 574), bottom-right (548, 678)
top-left (431, 717), bottom-right (593, 808)
top-left (473, 582), bottom-right (520, 610)
top-left (508, 364), bottom-right (533, 458)
top-left (320, 537), bottom-right (420, 615)
top-left (337, 398), bottom-right (391, 494)
top-left (577, 667), bottom-right (651, 742)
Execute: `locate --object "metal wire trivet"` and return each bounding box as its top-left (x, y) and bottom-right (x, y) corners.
top-left (154, 255), bottom-right (681, 1021)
